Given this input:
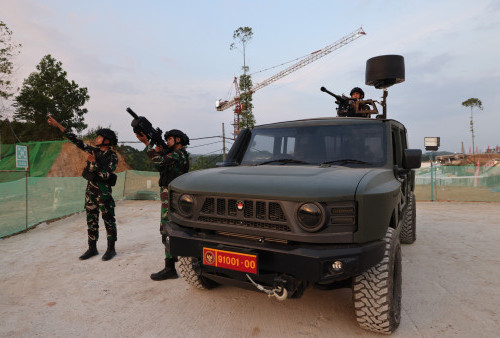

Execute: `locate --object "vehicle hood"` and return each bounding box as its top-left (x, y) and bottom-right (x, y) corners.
top-left (170, 165), bottom-right (375, 201)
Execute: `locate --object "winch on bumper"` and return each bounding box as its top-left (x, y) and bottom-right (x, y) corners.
top-left (165, 220), bottom-right (385, 290)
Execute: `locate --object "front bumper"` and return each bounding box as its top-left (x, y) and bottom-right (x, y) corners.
top-left (165, 221), bottom-right (385, 283)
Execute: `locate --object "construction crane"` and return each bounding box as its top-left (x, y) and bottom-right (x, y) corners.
top-left (216, 27), bottom-right (366, 137)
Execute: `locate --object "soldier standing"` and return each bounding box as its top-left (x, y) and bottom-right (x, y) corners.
top-left (47, 116), bottom-right (119, 261)
top-left (136, 129), bottom-right (190, 280)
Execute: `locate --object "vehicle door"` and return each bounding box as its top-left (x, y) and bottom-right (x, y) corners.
top-left (391, 125), bottom-right (410, 221)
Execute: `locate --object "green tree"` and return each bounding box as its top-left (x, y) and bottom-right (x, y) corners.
top-left (230, 27), bottom-right (255, 130)
top-left (190, 154), bottom-right (223, 171)
top-left (80, 124), bottom-right (115, 141)
top-left (115, 144), bottom-right (157, 171)
top-left (462, 98), bottom-right (483, 155)
top-left (230, 26), bottom-right (253, 73)
top-left (239, 73), bottom-right (255, 129)
top-left (14, 54), bottom-right (89, 141)
top-left (0, 21), bottom-right (22, 115)
top-left (0, 118), bottom-right (24, 143)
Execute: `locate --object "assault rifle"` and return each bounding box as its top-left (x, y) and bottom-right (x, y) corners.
top-left (126, 107), bottom-right (167, 149)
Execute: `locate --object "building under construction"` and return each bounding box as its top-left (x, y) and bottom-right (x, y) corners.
top-left (436, 152), bottom-right (500, 166)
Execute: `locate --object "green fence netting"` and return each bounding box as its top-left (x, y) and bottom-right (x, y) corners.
top-left (0, 172), bottom-right (126, 238)
top-left (2, 165), bottom-right (499, 238)
top-left (415, 165), bottom-right (500, 202)
top-left (0, 141), bottom-right (65, 182)
top-left (123, 170), bottom-right (160, 200)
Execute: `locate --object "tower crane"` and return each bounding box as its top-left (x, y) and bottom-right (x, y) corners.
top-left (216, 27), bottom-right (366, 137)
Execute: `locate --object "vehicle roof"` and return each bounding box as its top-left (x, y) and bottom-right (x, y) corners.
top-left (253, 117), bottom-right (405, 129)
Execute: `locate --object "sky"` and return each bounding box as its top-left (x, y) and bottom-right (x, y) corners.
top-left (2, 0), bottom-right (499, 154)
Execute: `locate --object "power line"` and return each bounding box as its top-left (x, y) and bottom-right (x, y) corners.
top-left (188, 140), bottom-right (224, 148)
top-left (205, 148), bottom-right (226, 155)
top-left (3, 118), bottom-right (22, 143)
top-left (118, 135), bottom-right (225, 144)
top-left (191, 136), bottom-right (223, 140)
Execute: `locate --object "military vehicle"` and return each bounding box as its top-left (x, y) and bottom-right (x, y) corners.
top-left (165, 55), bottom-right (421, 334)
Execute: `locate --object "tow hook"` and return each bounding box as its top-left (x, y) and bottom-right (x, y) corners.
top-left (246, 274), bottom-right (288, 301)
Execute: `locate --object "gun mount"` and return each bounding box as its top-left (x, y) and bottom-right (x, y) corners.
top-left (322, 55), bottom-right (405, 119)
top-left (320, 87), bottom-right (379, 117)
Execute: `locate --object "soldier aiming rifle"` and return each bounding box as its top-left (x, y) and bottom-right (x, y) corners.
top-left (128, 107), bottom-right (190, 281)
top-left (47, 116), bottom-right (119, 261)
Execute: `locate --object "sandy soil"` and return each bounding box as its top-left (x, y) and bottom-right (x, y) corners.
top-left (1, 200), bottom-right (499, 337)
top-left (47, 142), bottom-right (130, 177)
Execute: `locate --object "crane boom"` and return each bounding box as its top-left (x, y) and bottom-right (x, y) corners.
top-left (216, 27), bottom-right (366, 112)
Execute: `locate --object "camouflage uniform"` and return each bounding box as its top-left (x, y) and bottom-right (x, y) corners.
top-left (146, 144), bottom-right (189, 258)
top-left (64, 131), bottom-right (118, 241)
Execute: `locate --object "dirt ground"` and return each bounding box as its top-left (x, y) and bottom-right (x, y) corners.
top-left (47, 142), bottom-right (130, 177)
top-left (1, 200), bottom-right (499, 337)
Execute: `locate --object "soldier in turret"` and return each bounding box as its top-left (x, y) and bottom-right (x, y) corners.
top-left (48, 116), bottom-right (119, 261)
top-left (136, 129), bottom-right (190, 280)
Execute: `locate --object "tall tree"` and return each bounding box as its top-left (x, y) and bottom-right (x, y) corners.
top-left (230, 26), bottom-right (253, 74)
top-left (14, 54), bottom-right (89, 140)
top-left (0, 21), bottom-right (22, 114)
top-left (461, 98), bottom-right (483, 155)
top-left (238, 73), bottom-right (255, 129)
top-left (231, 27), bottom-right (255, 130)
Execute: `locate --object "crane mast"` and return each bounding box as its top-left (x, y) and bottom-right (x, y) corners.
top-left (216, 27), bottom-right (366, 137)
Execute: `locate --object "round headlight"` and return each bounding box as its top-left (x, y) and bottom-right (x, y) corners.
top-left (178, 194), bottom-right (194, 216)
top-left (297, 203), bottom-right (324, 232)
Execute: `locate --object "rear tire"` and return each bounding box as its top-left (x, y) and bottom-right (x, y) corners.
top-left (352, 227), bottom-right (402, 334)
top-left (400, 192), bottom-right (416, 244)
top-left (178, 257), bottom-right (218, 289)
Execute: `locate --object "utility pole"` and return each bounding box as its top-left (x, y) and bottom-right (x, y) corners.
top-left (222, 123), bottom-right (226, 161)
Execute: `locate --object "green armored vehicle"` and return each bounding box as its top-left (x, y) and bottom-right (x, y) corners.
top-left (165, 55), bottom-right (421, 334)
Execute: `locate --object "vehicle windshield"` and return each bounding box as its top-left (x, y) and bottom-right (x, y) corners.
top-left (241, 123), bottom-right (387, 166)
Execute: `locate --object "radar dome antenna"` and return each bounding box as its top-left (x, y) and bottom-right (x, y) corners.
top-left (365, 55), bottom-right (405, 119)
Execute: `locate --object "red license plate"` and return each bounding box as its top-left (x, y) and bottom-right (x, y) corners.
top-left (203, 247), bottom-right (257, 274)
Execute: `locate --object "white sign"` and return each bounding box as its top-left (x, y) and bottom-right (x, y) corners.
top-left (16, 145), bottom-right (29, 168)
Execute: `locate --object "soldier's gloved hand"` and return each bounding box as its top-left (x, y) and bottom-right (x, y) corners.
top-left (135, 132), bottom-right (149, 146)
top-left (161, 234), bottom-right (167, 244)
top-left (87, 152), bottom-right (96, 164)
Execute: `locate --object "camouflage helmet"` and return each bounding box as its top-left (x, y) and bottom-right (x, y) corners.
top-left (350, 87), bottom-right (365, 98)
top-left (96, 128), bottom-right (118, 146)
top-left (164, 129), bottom-right (189, 146)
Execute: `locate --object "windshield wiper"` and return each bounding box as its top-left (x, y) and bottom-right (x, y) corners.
top-left (321, 159), bottom-right (373, 166)
top-left (256, 158), bottom-right (311, 166)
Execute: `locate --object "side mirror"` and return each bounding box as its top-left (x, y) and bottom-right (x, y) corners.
top-left (403, 149), bottom-right (422, 169)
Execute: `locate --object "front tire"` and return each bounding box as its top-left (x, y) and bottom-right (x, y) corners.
top-left (178, 257), bottom-right (218, 289)
top-left (352, 227), bottom-right (402, 334)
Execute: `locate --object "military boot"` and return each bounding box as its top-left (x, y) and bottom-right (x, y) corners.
top-left (79, 240), bottom-right (98, 260)
top-left (150, 258), bottom-right (178, 281)
top-left (102, 239), bottom-right (116, 261)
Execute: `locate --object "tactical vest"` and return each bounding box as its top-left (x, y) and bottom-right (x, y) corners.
top-left (159, 149), bottom-right (189, 187)
top-left (81, 149), bottom-right (117, 186)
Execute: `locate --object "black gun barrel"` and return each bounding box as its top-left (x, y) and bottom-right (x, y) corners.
top-left (126, 107), bottom-right (139, 119)
top-left (320, 86), bottom-right (342, 101)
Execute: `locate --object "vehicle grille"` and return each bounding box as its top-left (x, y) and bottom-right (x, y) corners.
top-left (216, 231), bottom-right (288, 244)
top-left (199, 197), bottom-right (290, 232)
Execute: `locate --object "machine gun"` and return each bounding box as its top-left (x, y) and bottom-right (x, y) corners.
top-left (126, 107), bottom-right (168, 149)
top-left (320, 87), bottom-right (352, 115)
top-left (321, 54), bottom-right (405, 119)
top-left (320, 86), bottom-right (379, 117)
